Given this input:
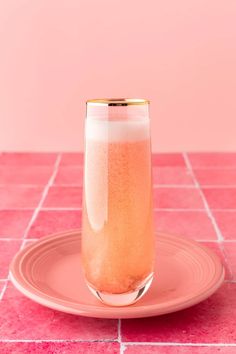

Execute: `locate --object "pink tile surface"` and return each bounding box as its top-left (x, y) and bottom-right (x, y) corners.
top-left (125, 346), bottom-right (236, 354)
top-left (0, 240), bottom-right (21, 278)
top-left (188, 153), bottom-right (236, 167)
top-left (54, 166), bottom-right (83, 185)
top-left (0, 153), bottom-right (235, 350)
top-left (0, 342), bottom-right (120, 354)
top-left (199, 242), bottom-right (232, 281)
top-left (212, 212), bottom-right (236, 240)
top-left (203, 188), bottom-right (236, 209)
top-left (152, 154), bottom-right (186, 166)
top-left (0, 166), bottom-right (53, 185)
top-left (153, 167), bottom-right (194, 185)
top-left (60, 153), bottom-right (84, 166)
top-left (0, 284), bottom-right (117, 340)
top-left (154, 188), bottom-right (204, 209)
top-left (194, 169), bottom-right (236, 186)
top-left (28, 210), bottom-right (81, 238)
top-left (155, 211), bottom-right (217, 240)
top-left (223, 243), bottom-right (236, 281)
top-left (121, 283), bottom-right (236, 343)
top-left (0, 153), bottom-right (57, 165)
top-left (43, 186), bottom-right (82, 208)
top-left (0, 210), bottom-right (33, 237)
top-left (0, 186), bottom-right (43, 209)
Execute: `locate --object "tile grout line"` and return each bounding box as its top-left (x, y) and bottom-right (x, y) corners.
top-left (0, 184), bottom-right (83, 188)
top-left (122, 342), bottom-right (236, 347)
top-left (177, 166), bottom-right (236, 170)
top-left (0, 207), bottom-right (82, 211)
top-left (154, 208), bottom-right (207, 212)
top-left (155, 185), bottom-right (236, 188)
top-left (0, 339), bottom-right (118, 343)
top-left (183, 153), bottom-right (224, 242)
top-left (20, 154), bottom-right (62, 249)
top-left (0, 280), bottom-right (8, 301)
top-left (0, 339), bottom-right (235, 346)
top-left (153, 185), bottom-right (197, 188)
top-left (41, 207), bottom-right (82, 211)
top-left (0, 155), bottom-right (61, 302)
top-left (183, 153), bottom-right (234, 279)
top-left (154, 208), bottom-right (236, 212)
top-left (118, 319), bottom-right (126, 354)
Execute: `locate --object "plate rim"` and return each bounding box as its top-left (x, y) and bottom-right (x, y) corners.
top-left (9, 230), bottom-right (225, 319)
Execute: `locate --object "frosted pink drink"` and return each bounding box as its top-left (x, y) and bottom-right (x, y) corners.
top-left (82, 99), bottom-right (155, 306)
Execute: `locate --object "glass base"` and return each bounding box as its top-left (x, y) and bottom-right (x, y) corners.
top-left (86, 273), bottom-right (153, 307)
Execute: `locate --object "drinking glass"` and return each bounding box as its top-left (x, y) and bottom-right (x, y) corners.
top-left (82, 98), bottom-right (155, 306)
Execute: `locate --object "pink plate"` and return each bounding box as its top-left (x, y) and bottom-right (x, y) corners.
top-left (9, 230), bottom-right (225, 319)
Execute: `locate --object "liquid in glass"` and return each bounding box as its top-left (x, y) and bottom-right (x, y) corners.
top-left (82, 99), bottom-right (155, 306)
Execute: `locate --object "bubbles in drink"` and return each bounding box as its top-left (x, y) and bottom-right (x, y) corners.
top-left (82, 118), bottom-right (155, 296)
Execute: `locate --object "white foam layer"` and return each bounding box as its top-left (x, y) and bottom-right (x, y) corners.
top-left (85, 119), bottom-right (150, 142)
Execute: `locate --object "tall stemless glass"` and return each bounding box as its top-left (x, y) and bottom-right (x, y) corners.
top-left (82, 98), bottom-right (155, 306)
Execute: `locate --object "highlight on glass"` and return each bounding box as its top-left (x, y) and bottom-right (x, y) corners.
top-left (82, 98), bottom-right (155, 306)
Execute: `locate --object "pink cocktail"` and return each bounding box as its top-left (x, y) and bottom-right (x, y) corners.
top-left (82, 99), bottom-right (155, 306)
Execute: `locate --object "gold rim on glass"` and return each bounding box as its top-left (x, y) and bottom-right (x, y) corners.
top-left (86, 98), bottom-right (150, 106)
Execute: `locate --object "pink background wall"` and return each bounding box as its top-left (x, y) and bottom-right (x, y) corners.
top-left (0, 0), bottom-right (235, 152)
